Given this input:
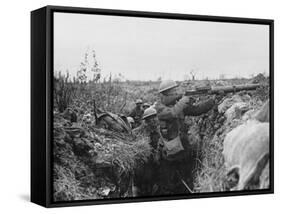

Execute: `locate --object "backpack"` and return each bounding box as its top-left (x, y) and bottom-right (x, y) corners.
top-left (162, 135), bottom-right (185, 161)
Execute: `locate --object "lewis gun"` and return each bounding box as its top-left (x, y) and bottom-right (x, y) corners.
top-left (184, 83), bottom-right (264, 96)
top-left (162, 83), bottom-right (266, 106)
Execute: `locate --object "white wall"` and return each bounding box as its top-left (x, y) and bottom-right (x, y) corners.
top-left (0, 0), bottom-right (279, 213)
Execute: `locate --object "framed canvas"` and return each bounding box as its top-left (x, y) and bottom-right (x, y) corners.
top-left (31, 5), bottom-right (274, 208)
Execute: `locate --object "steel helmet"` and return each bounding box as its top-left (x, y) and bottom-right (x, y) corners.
top-left (142, 107), bottom-right (157, 120)
top-left (127, 117), bottom-right (135, 124)
top-left (159, 80), bottom-right (178, 93)
top-left (136, 99), bottom-right (143, 104)
top-left (143, 102), bottom-right (150, 107)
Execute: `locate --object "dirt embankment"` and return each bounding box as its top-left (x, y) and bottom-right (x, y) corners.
top-left (53, 77), bottom-right (270, 201)
top-left (53, 115), bottom-right (152, 201)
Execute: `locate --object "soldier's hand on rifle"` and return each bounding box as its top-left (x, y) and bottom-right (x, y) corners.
top-left (152, 101), bottom-right (158, 108)
top-left (189, 96), bottom-right (196, 104)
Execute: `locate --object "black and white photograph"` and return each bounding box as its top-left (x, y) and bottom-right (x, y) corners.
top-left (52, 10), bottom-right (272, 203)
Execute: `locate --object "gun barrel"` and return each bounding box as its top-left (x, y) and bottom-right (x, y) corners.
top-left (210, 83), bottom-right (262, 94)
top-left (184, 83), bottom-right (264, 96)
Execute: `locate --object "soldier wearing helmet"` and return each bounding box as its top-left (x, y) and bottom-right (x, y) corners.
top-left (132, 107), bottom-right (163, 196)
top-left (142, 107), bottom-right (163, 153)
top-left (142, 106), bottom-right (157, 119)
top-left (129, 99), bottom-right (144, 128)
top-left (143, 102), bottom-right (151, 111)
top-left (157, 79), bottom-right (215, 143)
top-left (154, 79), bottom-right (216, 194)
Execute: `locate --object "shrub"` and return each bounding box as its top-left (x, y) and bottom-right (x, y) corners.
top-left (54, 72), bottom-right (76, 112)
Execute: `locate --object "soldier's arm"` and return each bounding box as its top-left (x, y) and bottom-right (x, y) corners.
top-left (183, 98), bottom-right (215, 116)
top-left (156, 96), bottom-right (215, 120)
top-left (161, 94), bottom-right (183, 106)
top-left (155, 103), bottom-right (176, 120)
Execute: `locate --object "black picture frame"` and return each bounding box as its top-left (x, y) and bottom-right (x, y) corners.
top-left (31, 5), bottom-right (274, 208)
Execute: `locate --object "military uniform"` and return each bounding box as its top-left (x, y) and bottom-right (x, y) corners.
top-left (133, 94), bottom-right (216, 195)
top-left (155, 95), bottom-right (215, 194)
top-left (133, 120), bottom-right (163, 162)
top-left (129, 107), bottom-right (144, 128)
top-left (156, 96), bottom-right (215, 142)
top-left (132, 117), bottom-right (163, 196)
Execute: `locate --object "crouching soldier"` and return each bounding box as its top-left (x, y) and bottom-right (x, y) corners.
top-left (143, 102), bottom-right (151, 111)
top-left (142, 107), bottom-right (163, 163)
top-left (155, 80), bottom-right (217, 194)
top-left (132, 107), bottom-right (163, 196)
top-left (129, 99), bottom-right (144, 128)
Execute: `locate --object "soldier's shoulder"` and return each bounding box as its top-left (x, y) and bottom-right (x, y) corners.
top-left (154, 101), bottom-right (166, 112)
top-left (178, 95), bottom-right (191, 103)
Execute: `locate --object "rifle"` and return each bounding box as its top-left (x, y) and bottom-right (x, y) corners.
top-left (184, 83), bottom-right (263, 96)
top-left (163, 83), bottom-right (265, 106)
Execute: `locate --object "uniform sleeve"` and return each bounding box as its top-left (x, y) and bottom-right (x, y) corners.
top-left (161, 94), bottom-right (182, 106)
top-left (155, 97), bottom-right (215, 120)
top-left (156, 98), bottom-right (189, 120)
top-left (183, 98), bottom-right (215, 116)
top-left (157, 106), bottom-right (176, 120)
top-left (155, 102), bottom-right (176, 120)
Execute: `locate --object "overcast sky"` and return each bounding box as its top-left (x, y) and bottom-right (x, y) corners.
top-left (54, 12), bottom-right (269, 81)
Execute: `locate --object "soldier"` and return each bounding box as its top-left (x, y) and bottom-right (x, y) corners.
top-left (143, 102), bottom-right (151, 111)
top-left (133, 107), bottom-right (163, 196)
top-left (155, 80), bottom-right (217, 194)
top-left (142, 107), bottom-right (163, 160)
top-left (129, 99), bottom-right (144, 128)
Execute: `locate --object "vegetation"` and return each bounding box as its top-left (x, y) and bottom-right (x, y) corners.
top-left (53, 49), bottom-right (269, 201)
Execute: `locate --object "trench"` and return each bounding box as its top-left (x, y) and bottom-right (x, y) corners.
top-left (53, 91), bottom-right (269, 201)
top-left (131, 153), bottom-right (197, 197)
top-left (53, 109), bottom-right (221, 201)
